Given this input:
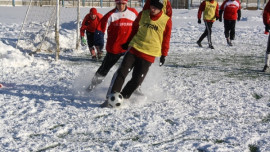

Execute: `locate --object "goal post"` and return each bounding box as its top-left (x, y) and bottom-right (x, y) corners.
top-left (76, 0), bottom-right (80, 51)
top-left (16, 0), bottom-right (81, 60)
top-left (55, 0), bottom-right (60, 61)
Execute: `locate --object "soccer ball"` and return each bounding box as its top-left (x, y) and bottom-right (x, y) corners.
top-left (108, 92), bottom-right (124, 108)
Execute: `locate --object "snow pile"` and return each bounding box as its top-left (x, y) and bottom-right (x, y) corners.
top-left (0, 40), bottom-right (33, 67)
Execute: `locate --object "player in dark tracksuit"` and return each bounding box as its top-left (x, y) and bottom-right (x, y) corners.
top-left (219, 0), bottom-right (241, 46)
top-left (80, 8), bottom-right (103, 59)
top-left (262, 0), bottom-right (270, 72)
top-left (197, 0), bottom-right (219, 49)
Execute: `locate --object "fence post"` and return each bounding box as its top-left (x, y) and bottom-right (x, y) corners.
top-left (55, 0), bottom-right (60, 60)
top-left (83, 0), bottom-right (85, 6)
top-left (257, 0), bottom-right (260, 9)
top-left (12, 0), bottom-right (15, 6)
top-left (100, 0), bottom-right (103, 8)
top-left (76, 0), bottom-right (80, 50)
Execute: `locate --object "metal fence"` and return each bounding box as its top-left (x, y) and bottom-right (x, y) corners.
top-left (0, 0), bottom-right (268, 9)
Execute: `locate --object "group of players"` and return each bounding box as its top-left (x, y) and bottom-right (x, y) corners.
top-left (79, 0), bottom-right (270, 108)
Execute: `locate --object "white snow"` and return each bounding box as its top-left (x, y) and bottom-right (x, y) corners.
top-left (0, 6), bottom-right (270, 152)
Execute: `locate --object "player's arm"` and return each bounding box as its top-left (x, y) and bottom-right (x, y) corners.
top-left (161, 18), bottom-right (172, 57)
top-left (127, 11), bottom-right (142, 42)
top-left (80, 15), bottom-right (89, 37)
top-left (197, 1), bottom-right (205, 20)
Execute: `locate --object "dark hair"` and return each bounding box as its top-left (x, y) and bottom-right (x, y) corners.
top-left (150, 0), bottom-right (163, 10)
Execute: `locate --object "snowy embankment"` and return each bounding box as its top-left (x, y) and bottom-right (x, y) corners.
top-left (0, 7), bottom-right (270, 152)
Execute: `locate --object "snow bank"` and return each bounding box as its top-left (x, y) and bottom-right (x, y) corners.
top-left (0, 40), bottom-right (33, 67)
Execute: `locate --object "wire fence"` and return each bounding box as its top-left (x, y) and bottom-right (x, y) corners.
top-left (0, 0), bottom-right (267, 9)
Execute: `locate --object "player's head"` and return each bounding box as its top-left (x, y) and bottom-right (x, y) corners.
top-left (115, 0), bottom-right (127, 12)
top-left (89, 8), bottom-right (97, 19)
top-left (150, 0), bottom-right (163, 15)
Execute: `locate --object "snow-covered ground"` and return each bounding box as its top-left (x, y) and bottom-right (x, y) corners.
top-left (1, 6), bottom-right (270, 152)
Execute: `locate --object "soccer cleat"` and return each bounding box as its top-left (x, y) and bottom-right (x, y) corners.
top-left (262, 65), bottom-right (269, 72)
top-left (227, 39), bottom-right (233, 46)
top-left (97, 51), bottom-right (103, 60)
top-left (197, 41), bottom-right (202, 47)
top-left (99, 99), bottom-right (112, 108)
top-left (209, 45), bottom-right (214, 49)
top-left (87, 84), bottom-right (95, 92)
top-left (133, 87), bottom-right (145, 96)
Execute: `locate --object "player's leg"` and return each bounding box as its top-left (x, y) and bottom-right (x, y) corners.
top-left (88, 52), bottom-right (122, 91)
top-left (86, 32), bottom-right (96, 58)
top-left (197, 23), bottom-right (208, 47)
top-left (121, 57), bottom-right (151, 99)
top-left (205, 22), bottom-right (213, 49)
top-left (100, 52), bottom-right (135, 108)
top-left (263, 34), bottom-right (270, 72)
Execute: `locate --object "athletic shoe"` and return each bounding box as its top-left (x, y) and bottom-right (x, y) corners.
top-left (100, 99), bottom-right (110, 108)
top-left (227, 39), bottom-right (233, 46)
top-left (97, 51), bottom-right (103, 59)
top-left (197, 41), bottom-right (202, 47)
top-left (92, 56), bottom-right (97, 59)
top-left (209, 45), bottom-right (214, 49)
top-left (262, 65), bottom-right (269, 72)
top-left (133, 87), bottom-right (145, 96)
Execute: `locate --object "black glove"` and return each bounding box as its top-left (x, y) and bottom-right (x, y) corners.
top-left (159, 56), bottom-right (165, 66)
top-left (198, 19), bottom-right (201, 24)
top-left (219, 16), bottom-right (222, 22)
top-left (237, 10), bottom-right (241, 21)
top-left (237, 17), bottom-right (241, 21)
top-left (265, 25), bottom-right (270, 32)
top-left (121, 41), bottom-right (130, 50)
top-left (219, 10), bottom-right (223, 22)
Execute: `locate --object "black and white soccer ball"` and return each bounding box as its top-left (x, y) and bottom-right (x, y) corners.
top-left (108, 92), bottom-right (124, 108)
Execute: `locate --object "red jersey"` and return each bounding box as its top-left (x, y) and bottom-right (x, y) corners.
top-left (80, 13), bottom-right (103, 37)
top-left (263, 1), bottom-right (270, 26)
top-left (96, 7), bottom-right (138, 54)
top-left (220, 0), bottom-right (241, 20)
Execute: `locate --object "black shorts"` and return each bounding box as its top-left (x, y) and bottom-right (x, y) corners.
top-left (86, 31), bottom-right (95, 48)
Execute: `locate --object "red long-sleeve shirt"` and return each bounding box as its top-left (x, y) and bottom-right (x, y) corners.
top-left (80, 13), bottom-right (103, 37)
top-left (263, 1), bottom-right (270, 26)
top-left (96, 7), bottom-right (138, 54)
top-left (220, 0), bottom-right (241, 20)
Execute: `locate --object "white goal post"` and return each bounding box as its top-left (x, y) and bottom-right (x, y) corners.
top-left (16, 0), bottom-right (81, 60)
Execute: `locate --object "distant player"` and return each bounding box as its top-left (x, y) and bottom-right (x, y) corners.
top-left (197, 0), bottom-right (219, 49)
top-left (80, 8), bottom-right (103, 59)
top-left (262, 0), bottom-right (270, 72)
top-left (219, 0), bottom-right (241, 46)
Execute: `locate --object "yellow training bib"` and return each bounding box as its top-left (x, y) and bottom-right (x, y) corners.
top-left (129, 10), bottom-right (169, 57)
top-left (203, 1), bottom-right (217, 21)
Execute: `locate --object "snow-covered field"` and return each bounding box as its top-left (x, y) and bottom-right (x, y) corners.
top-left (1, 6), bottom-right (270, 152)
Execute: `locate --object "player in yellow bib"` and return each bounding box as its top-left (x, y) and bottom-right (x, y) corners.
top-left (100, 0), bottom-right (172, 108)
top-left (197, 0), bottom-right (219, 49)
